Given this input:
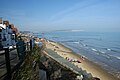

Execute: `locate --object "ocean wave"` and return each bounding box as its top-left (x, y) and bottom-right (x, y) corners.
top-left (60, 40), bottom-right (83, 45)
top-left (52, 36), bottom-right (59, 38)
top-left (94, 49), bottom-right (120, 60)
top-left (110, 55), bottom-right (120, 60)
top-left (69, 41), bottom-right (87, 47)
top-left (100, 51), bottom-right (106, 54)
top-left (91, 48), bottom-right (112, 59)
top-left (105, 54), bottom-right (120, 60)
top-left (60, 40), bottom-right (77, 43)
top-left (107, 48), bottom-right (111, 51)
top-left (102, 48), bottom-right (110, 51)
top-left (116, 56), bottom-right (120, 60)
top-left (73, 41), bottom-right (79, 44)
top-left (102, 54), bottom-right (111, 59)
top-left (71, 30), bottom-right (84, 32)
top-left (103, 48), bottom-right (120, 53)
top-left (91, 48), bottom-right (97, 52)
top-left (111, 49), bottom-right (120, 53)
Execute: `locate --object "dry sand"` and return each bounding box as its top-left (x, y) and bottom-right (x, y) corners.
top-left (45, 40), bottom-right (120, 80)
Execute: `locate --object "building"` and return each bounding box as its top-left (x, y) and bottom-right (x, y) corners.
top-left (0, 20), bottom-right (17, 49)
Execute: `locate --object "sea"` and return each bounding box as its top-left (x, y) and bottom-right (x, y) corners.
top-left (38, 31), bottom-right (120, 77)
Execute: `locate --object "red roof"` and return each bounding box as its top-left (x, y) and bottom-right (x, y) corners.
top-left (12, 28), bottom-right (18, 33)
top-left (3, 20), bottom-right (9, 26)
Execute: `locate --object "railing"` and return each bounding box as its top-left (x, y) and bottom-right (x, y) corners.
top-left (0, 39), bottom-right (34, 80)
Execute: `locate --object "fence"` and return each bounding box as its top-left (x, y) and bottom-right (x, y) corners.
top-left (0, 39), bottom-right (34, 80)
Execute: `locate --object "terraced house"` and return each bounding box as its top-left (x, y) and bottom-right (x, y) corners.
top-left (0, 18), bottom-right (17, 49)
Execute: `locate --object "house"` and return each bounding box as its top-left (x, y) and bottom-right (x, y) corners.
top-left (0, 24), bottom-right (6, 48)
top-left (0, 20), bottom-right (16, 49)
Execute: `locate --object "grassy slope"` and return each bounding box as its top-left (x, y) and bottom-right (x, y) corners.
top-left (12, 45), bottom-right (41, 80)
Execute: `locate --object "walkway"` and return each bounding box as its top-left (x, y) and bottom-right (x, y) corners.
top-left (0, 49), bottom-right (19, 79)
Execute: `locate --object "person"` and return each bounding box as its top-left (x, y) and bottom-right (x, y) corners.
top-left (81, 56), bottom-right (85, 60)
top-left (77, 60), bottom-right (81, 63)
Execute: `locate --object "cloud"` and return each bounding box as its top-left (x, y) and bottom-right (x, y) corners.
top-left (50, 0), bottom-right (102, 22)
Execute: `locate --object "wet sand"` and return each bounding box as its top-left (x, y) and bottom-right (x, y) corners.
top-left (45, 40), bottom-right (120, 80)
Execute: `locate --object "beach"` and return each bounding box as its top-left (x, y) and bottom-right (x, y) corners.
top-left (45, 40), bottom-right (120, 80)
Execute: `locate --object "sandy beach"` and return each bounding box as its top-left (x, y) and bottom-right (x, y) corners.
top-left (45, 40), bottom-right (120, 80)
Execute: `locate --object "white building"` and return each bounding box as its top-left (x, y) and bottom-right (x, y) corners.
top-left (0, 23), bottom-right (16, 49)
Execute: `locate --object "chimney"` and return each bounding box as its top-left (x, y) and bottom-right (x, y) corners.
top-left (3, 20), bottom-right (9, 26)
top-left (12, 28), bottom-right (18, 33)
top-left (9, 24), bottom-right (14, 29)
top-left (0, 17), bottom-right (2, 24)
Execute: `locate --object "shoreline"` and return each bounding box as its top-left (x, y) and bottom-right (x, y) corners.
top-left (45, 40), bottom-right (120, 80)
top-left (57, 42), bottom-right (120, 78)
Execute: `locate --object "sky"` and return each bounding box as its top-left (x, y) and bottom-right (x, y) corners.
top-left (0, 0), bottom-right (120, 32)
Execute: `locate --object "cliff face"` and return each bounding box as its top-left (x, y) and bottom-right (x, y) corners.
top-left (40, 52), bottom-right (79, 80)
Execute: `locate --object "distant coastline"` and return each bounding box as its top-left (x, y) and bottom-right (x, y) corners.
top-left (54, 29), bottom-right (84, 32)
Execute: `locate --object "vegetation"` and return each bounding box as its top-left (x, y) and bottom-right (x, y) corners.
top-left (12, 44), bottom-right (41, 80)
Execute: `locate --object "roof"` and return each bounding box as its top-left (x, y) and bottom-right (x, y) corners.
top-left (0, 24), bottom-right (6, 29)
top-left (12, 28), bottom-right (18, 33)
top-left (9, 24), bottom-right (14, 29)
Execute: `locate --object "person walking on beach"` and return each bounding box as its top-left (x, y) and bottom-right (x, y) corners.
top-left (81, 56), bottom-right (85, 60)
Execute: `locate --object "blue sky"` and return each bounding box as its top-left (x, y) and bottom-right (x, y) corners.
top-left (0, 0), bottom-right (120, 32)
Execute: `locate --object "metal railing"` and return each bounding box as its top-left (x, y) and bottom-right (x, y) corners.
top-left (0, 39), bottom-right (34, 80)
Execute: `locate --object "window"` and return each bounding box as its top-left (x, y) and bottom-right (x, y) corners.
top-left (11, 34), bottom-right (15, 40)
top-left (3, 35), bottom-right (6, 41)
top-left (0, 29), bottom-right (2, 32)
